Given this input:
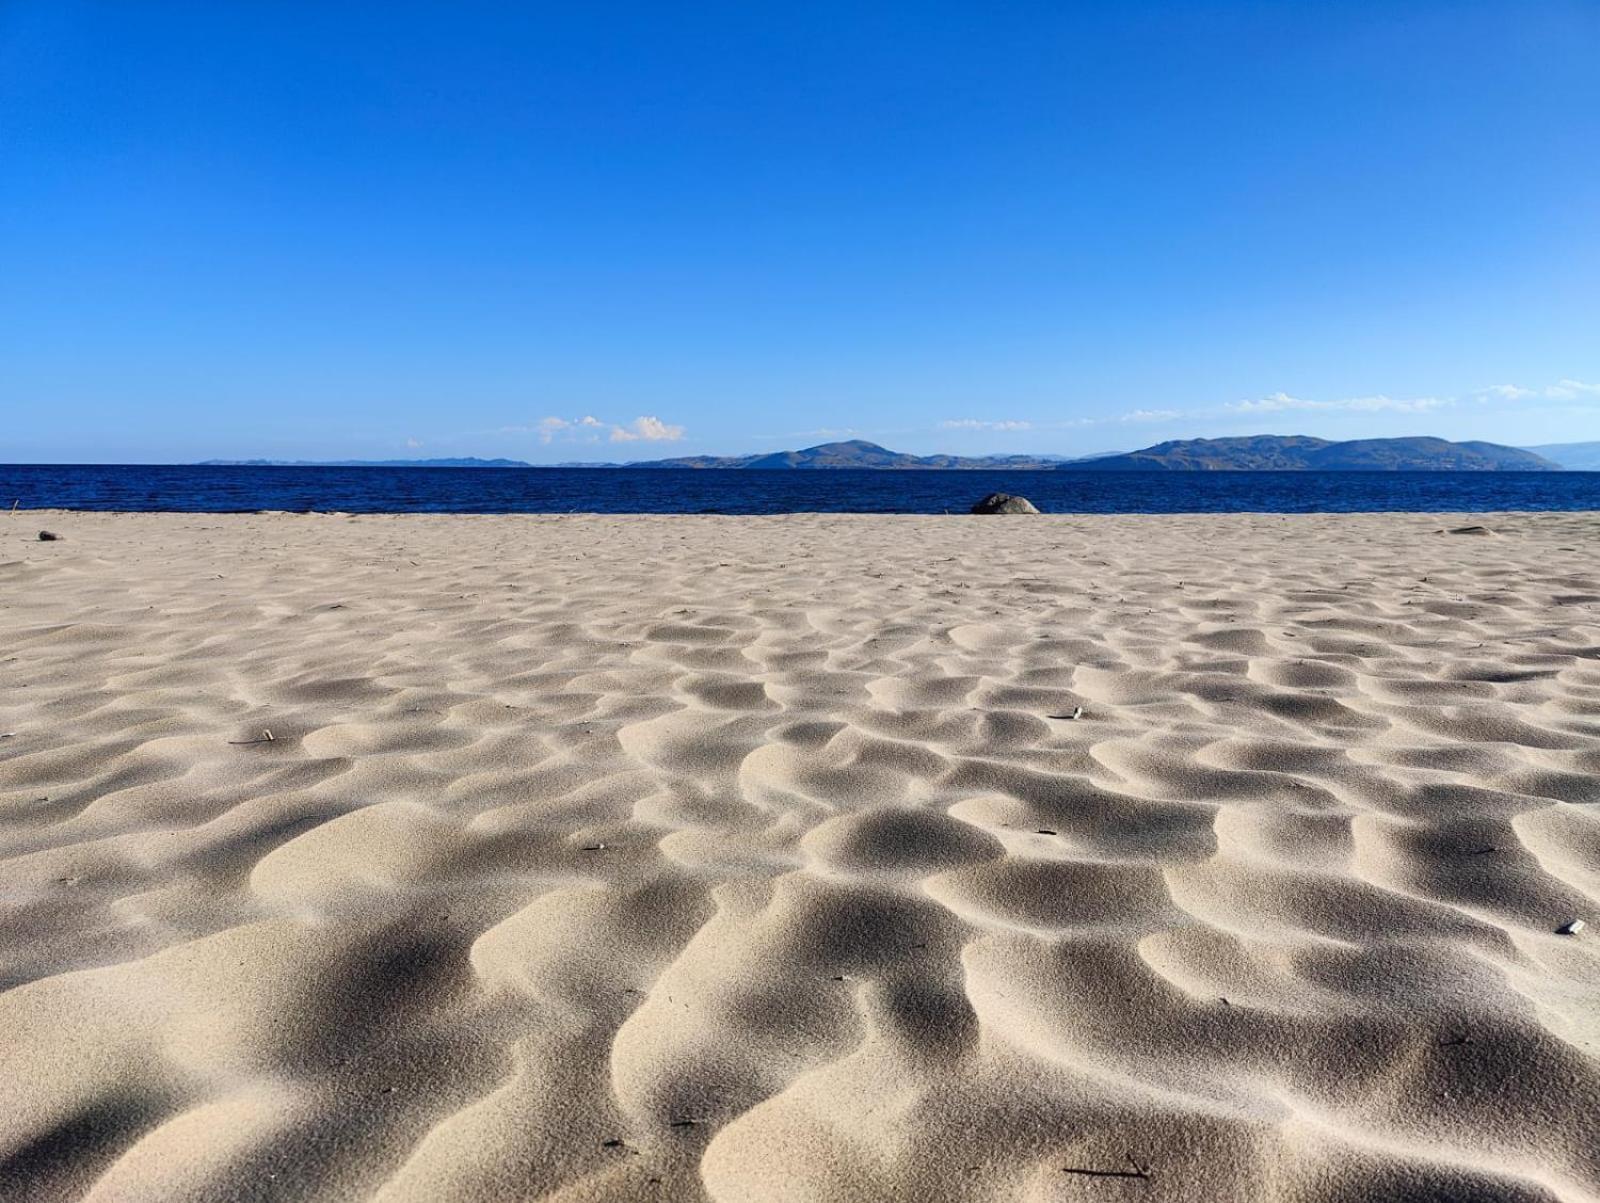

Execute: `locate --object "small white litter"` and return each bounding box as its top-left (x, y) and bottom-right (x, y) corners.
top-left (1557, 919), bottom-right (1585, 936)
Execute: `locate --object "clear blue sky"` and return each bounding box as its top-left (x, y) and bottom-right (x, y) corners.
top-left (3, 1), bottom-right (1597, 463)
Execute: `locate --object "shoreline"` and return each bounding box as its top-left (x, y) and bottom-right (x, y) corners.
top-left (11, 506), bottom-right (1600, 518)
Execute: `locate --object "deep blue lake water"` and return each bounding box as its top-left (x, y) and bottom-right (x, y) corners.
top-left (4, 464), bottom-right (1599, 515)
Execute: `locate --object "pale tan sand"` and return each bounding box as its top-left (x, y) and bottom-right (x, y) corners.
top-left (2, 510), bottom-right (1599, 1202)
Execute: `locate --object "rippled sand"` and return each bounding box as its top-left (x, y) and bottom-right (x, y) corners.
top-left (3, 510), bottom-right (1599, 1202)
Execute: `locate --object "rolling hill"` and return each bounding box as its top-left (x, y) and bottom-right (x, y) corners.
top-left (1069, 436), bottom-right (1558, 471)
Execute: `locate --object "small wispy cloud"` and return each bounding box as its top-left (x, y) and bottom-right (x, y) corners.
top-left (1226, 392), bottom-right (1449, 415)
top-left (767, 427), bottom-right (862, 439)
top-left (939, 419), bottom-right (1033, 431)
top-left (1549, 379), bottom-right (1600, 400)
top-left (1483, 384), bottom-right (1538, 402)
top-left (1481, 380), bottom-right (1600, 402)
top-left (405, 437), bottom-right (423, 449)
top-left (533, 415), bottom-right (606, 444)
top-left (938, 411), bottom-right (1179, 432)
top-left (609, 415), bottom-right (686, 443)
top-left (1117, 408), bottom-right (1184, 423)
top-left (1060, 379), bottom-right (1596, 434)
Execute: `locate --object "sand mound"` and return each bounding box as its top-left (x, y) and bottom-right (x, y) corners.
top-left (2, 510), bottom-right (1598, 1201)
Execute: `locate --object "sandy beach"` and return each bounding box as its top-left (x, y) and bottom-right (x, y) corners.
top-left (2, 509), bottom-right (1598, 1202)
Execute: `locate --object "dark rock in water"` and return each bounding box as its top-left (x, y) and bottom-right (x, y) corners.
top-left (971, 493), bottom-right (1040, 515)
top-left (37, 530), bottom-right (60, 541)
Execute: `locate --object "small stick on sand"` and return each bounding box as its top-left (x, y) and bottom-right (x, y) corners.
top-left (1061, 1153), bottom-right (1151, 1181)
top-left (228, 729), bottom-right (275, 745)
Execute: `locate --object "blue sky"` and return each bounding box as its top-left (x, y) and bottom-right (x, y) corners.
top-left (3, 1), bottom-right (1597, 463)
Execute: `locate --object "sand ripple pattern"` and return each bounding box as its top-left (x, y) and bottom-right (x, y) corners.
top-left (3, 511), bottom-right (1599, 1202)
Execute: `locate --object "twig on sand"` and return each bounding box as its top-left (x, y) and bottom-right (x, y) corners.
top-left (228, 729), bottom-right (275, 745)
top-left (1048, 706), bottom-right (1084, 720)
top-left (1061, 1153), bottom-right (1151, 1181)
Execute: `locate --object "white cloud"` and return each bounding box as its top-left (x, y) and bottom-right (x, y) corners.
top-left (609, 415), bottom-right (686, 443)
top-left (405, 437), bottom-right (423, 449)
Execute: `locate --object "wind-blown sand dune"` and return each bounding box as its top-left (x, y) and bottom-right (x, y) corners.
top-left (2, 510), bottom-right (1598, 1202)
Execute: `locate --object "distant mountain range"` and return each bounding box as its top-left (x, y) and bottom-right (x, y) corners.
top-left (632, 435), bottom-right (1557, 471)
top-left (199, 435), bottom-right (1577, 471)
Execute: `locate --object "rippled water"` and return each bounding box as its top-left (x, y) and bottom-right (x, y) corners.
top-left (3, 463), bottom-right (1598, 514)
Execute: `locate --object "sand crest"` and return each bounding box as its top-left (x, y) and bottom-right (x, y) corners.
top-left (2, 510), bottom-right (1598, 1201)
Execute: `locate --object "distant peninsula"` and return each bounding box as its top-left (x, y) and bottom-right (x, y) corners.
top-left (198, 435), bottom-right (1564, 472)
